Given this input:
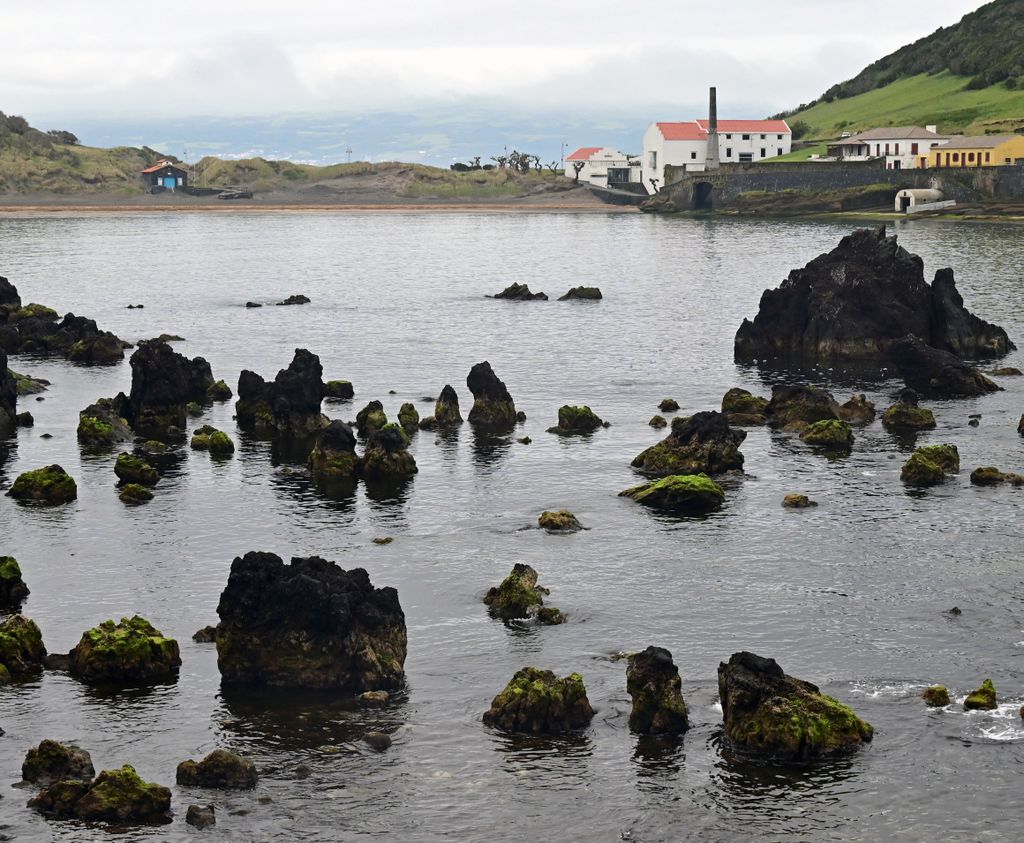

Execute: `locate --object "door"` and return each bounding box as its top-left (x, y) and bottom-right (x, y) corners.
top-left (163, 176), bottom-right (177, 189)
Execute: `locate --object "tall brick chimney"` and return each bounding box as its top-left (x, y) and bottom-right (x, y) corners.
top-left (705, 86), bottom-right (720, 171)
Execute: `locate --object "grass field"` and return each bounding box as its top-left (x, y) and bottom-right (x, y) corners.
top-left (790, 72), bottom-right (1024, 140)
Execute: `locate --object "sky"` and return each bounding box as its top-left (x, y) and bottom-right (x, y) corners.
top-left (0, 1), bottom-right (987, 164)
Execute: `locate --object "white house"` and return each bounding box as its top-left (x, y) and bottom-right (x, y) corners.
top-left (564, 147), bottom-right (640, 187)
top-left (825, 126), bottom-right (949, 170)
top-left (641, 119), bottom-right (792, 193)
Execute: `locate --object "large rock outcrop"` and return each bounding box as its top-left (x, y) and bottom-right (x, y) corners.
top-left (235, 348), bottom-right (328, 437)
top-left (119, 341), bottom-right (214, 433)
top-left (216, 552), bottom-right (407, 691)
top-left (482, 668), bottom-right (594, 733)
top-left (68, 616), bottom-right (181, 684)
top-left (626, 646), bottom-right (689, 735)
top-left (734, 227), bottom-right (1013, 364)
top-left (631, 411), bottom-right (745, 476)
top-left (467, 361), bottom-right (516, 429)
top-left (890, 335), bottom-right (1001, 397)
top-left (29, 764), bottom-right (171, 823)
top-left (717, 651), bottom-right (873, 762)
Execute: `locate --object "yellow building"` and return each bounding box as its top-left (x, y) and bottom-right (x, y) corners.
top-left (921, 134), bottom-right (1024, 168)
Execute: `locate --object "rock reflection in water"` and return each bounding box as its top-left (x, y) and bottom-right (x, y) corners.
top-left (470, 428), bottom-right (512, 472)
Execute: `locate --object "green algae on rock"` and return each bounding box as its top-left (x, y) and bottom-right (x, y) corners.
top-left (619, 473), bottom-right (724, 515)
top-left (782, 494), bottom-right (818, 509)
top-left (838, 394), bottom-right (876, 425)
top-left (355, 400), bottom-right (388, 437)
top-left (176, 749), bottom-right (257, 790)
top-left (627, 646), bottom-right (689, 735)
top-left (324, 379), bottom-right (354, 400)
top-left (800, 419), bottom-right (854, 452)
top-left (0, 555), bottom-right (29, 607)
top-left (483, 564), bottom-right (549, 621)
top-left (397, 402), bottom-right (420, 434)
top-left (631, 411), bottom-right (745, 477)
top-left (7, 464), bottom-right (77, 504)
top-left (538, 510), bottom-right (583, 533)
top-left (922, 685), bottom-right (950, 707)
top-left (721, 388), bottom-right (768, 425)
top-left (718, 651), bottom-right (873, 763)
top-left (882, 391), bottom-right (937, 431)
top-left (658, 398), bottom-right (679, 413)
top-left (118, 483), bottom-right (154, 505)
top-left (970, 466), bottom-right (1024, 486)
top-left (30, 764), bottom-right (172, 823)
top-left (207, 379), bottom-right (233, 401)
top-left (68, 616), bottom-right (181, 684)
top-left (190, 425), bottom-right (235, 455)
top-left (648, 415), bottom-right (667, 429)
top-left (362, 423), bottom-right (417, 478)
top-left (901, 445), bottom-right (960, 487)
top-left (309, 420), bottom-right (361, 479)
top-left (114, 453), bottom-right (159, 487)
top-left (482, 667), bottom-right (594, 734)
top-left (547, 404), bottom-right (608, 435)
top-left (0, 614), bottom-right (46, 677)
top-left (22, 740), bottom-right (95, 786)
top-left (432, 384), bottom-right (463, 427)
top-left (467, 361), bottom-right (517, 430)
top-left (964, 678), bottom-right (997, 710)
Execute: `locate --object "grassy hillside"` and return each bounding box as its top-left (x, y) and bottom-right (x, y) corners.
top-left (788, 71), bottom-right (1024, 140)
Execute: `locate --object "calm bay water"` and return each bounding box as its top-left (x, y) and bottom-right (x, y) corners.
top-left (0, 211), bottom-right (1023, 841)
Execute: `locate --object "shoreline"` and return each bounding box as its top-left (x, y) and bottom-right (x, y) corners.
top-left (0, 202), bottom-right (636, 216)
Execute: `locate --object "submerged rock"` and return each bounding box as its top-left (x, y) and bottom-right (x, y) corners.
top-left (838, 394), bottom-right (876, 425)
top-left (236, 349), bottom-right (328, 437)
top-left (547, 405), bottom-right (607, 435)
top-left (891, 335), bottom-right (1001, 397)
top-left (216, 551), bottom-right (407, 691)
top-left (627, 646), bottom-right (689, 735)
top-left (717, 651), bottom-right (873, 762)
top-left (721, 388), bottom-right (768, 425)
top-left (799, 419), bottom-right (854, 452)
top-left (922, 685), bottom-right (950, 707)
top-left (969, 466), bottom-right (1024, 486)
top-left (363, 732), bottom-right (392, 751)
top-left (631, 411), bottom-right (745, 476)
top-left (558, 286), bottom-right (602, 300)
top-left (467, 362), bottom-right (516, 429)
top-left (538, 510), bottom-right (583, 533)
top-left (7, 464), bottom-right (77, 504)
top-left (882, 389), bottom-right (936, 430)
top-left (433, 384), bottom-right (463, 427)
top-left (0, 556), bottom-right (29, 607)
top-left (734, 226), bottom-right (1014, 363)
top-left (176, 749), bottom-right (257, 790)
top-left (77, 399), bottom-right (133, 450)
top-left (192, 625), bottom-right (218, 643)
top-left (114, 453), bottom-right (159, 487)
top-left (901, 444), bottom-right (960, 487)
top-left (309, 420), bottom-right (361, 479)
top-left (782, 494), bottom-right (817, 509)
top-left (68, 616), bottom-right (181, 684)
top-left (10, 368), bottom-right (50, 396)
top-left (362, 424), bottom-right (417, 478)
top-left (30, 764), bottom-right (171, 823)
top-left (186, 804), bottom-right (216, 829)
top-left (324, 380), bottom-right (354, 400)
top-left (991, 367), bottom-right (1022, 376)
top-left (764, 385), bottom-right (840, 429)
top-left (482, 668), bottom-right (594, 733)
top-left (0, 614), bottom-right (46, 677)
top-left (619, 474), bottom-right (724, 515)
top-left (484, 563), bottom-right (549, 621)
top-left (964, 678), bottom-right (997, 710)
top-left (22, 740), bottom-right (95, 786)
top-left (490, 283), bottom-right (547, 301)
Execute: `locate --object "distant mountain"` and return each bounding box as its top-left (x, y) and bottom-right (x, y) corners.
top-left (778, 0), bottom-right (1024, 139)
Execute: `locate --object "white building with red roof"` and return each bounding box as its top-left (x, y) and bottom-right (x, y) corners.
top-left (564, 146), bottom-right (640, 187)
top-left (641, 118), bottom-right (791, 193)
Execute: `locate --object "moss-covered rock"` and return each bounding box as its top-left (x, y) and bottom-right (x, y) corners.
top-left (839, 394), bottom-right (876, 425)
top-left (22, 740), bottom-right (95, 786)
top-left (355, 400), bottom-right (388, 437)
top-left (190, 425), bottom-right (234, 456)
top-left (800, 419), bottom-right (854, 451)
top-left (7, 464), bottom-right (77, 504)
top-left (467, 362), bottom-right (517, 430)
top-left (782, 494), bottom-right (817, 509)
top-left (186, 804), bottom-right (216, 828)
top-left (139, 440), bottom-right (167, 456)
top-left (917, 444), bottom-right (960, 472)
top-left (69, 616), bottom-right (181, 684)
top-left (30, 764), bottom-right (172, 822)
top-left (648, 415), bottom-right (667, 429)
top-left (627, 646), bottom-right (689, 735)
top-left (0, 555), bottom-right (29, 607)
top-left (309, 420), bottom-right (361, 479)
top-left (619, 473), bottom-right (724, 515)
top-left (482, 667), bottom-right (594, 733)
top-left (433, 384), bottom-right (463, 427)
top-left (538, 510), bottom-right (583, 533)
top-left (114, 453), bottom-right (159, 487)
top-left (483, 564), bottom-right (548, 620)
top-left (78, 402), bottom-right (133, 450)
top-left (118, 483), bottom-right (154, 505)
top-left (718, 651), bottom-right (873, 762)
top-left (632, 411), bottom-right (745, 476)
top-left (397, 402), bottom-right (420, 434)
top-left (491, 282), bottom-right (547, 300)
top-left (536, 606), bottom-right (565, 625)
top-left (0, 614), bottom-right (46, 676)
top-left (547, 404), bottom-right (607, 435)
top-left (882, 403), bottom-right (937, 431)
top-left (721, 388), bottom-right (768, 424)
top-left (362, 423), bottom-right (417, 478)
top-left (922, 685), bottom-right (950, 707)
top-left (14, 303), bottom-right (58, 322)
top-left (324, 380), bottom-right (354, 400)
top-left (207, 380), bottom-right (233, 401)
top-left (10, 369), bottom-right (50, 395)
top-left (964, 678), bottom-right (997, 710)
top-left (558, 286), bottom-right (602, 300)
top-left (764, 385), bottom-right (841, 429)
top-left (658, 398), bottom-right (679, 413)
top-left (901, 445), bottom-right (959, 487)
top-left (176, 749), bottom-right (257, 790)
top-left (970, 466), bottom-right (1024, 486)
top-left (186, 401), bottom-right (203, 417)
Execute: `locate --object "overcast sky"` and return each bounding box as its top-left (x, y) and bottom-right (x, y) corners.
top-left (3, 0), bottom-right (985, 124)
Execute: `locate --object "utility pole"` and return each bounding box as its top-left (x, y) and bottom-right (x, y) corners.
top-left (561, 142), bottom-right (567, 170)
top-left (346, 146), bottom-right (353, 164)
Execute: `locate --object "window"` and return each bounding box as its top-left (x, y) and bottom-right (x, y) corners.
top-left (953, 153), bottom-right (960, 163)
top-left (725, 134), bottom-right (732, 140)
top-left (648, 150), bottom-right (657, 169)
top-left (968, 152), bottom-right (975, 162)
top-left (726, 147), bottom-right (732, 158)
top-left (894, 143), bottom-right (900, 154)
top-left (777, 134), bottom-right (783, 139)
top-left (690, 152), bottom-right (697, 160)
top-left (760, 148), bottom-right (766, 158)
top-left (885, 144), bottom-right (890, 155)
top-left (911, 143), bottom-right (919, 155)
top-left (985, 152), bottom-right (991, 163)
top-left (760, 134), bottom-right (766, 139)
top-left (742, 134), bottom-right (750, 140)
top-left (739, 152), bottom-right (753, 163)
top-left (777, 147), bottom-right (783, 155)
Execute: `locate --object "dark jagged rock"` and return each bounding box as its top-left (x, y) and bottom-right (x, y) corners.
top-left (964, 678), bottom-right (997, 710)
top-left (735, 227), bottom-right (1014, 363)
top-left (309, 420), bottom-right (361, 479)
top-left (68, 616), bottom-right (181, 684)
top-left (882, 388), bottom-right (936, 430)
top-left (235, 349), bottom-right (328, 437)
top-left (484, 564), bottom-right (549, 620)
top-left (176, 749), bottom-right (257, 790)
top-left (362, 424), bottom-right (417, 478)
top-left (891, 335), bottom-right (1001, 397)
top-left (15, 411), bottom-right (33, 427)
top-left (277, 294), bottom-right (311, 306)
top-left (970, 466), bottom-right (1024, 486)
top-left (558, 286), bottom-right (602, 300)
top-left (115, 453), bottom-right (159, 487)
top-left (619, 473), bottom-right (724, 514)
top-left (186, 804), bottom-right (216, 829)
top-left (77, 399), bottom-right (133, 450)
top-left (193, 625), bottom-right (218, 643)
top-left (7, 464), bottom-right (77, 504)
top-left (324, 380), bottom-right (354, 400)
top-left (467, 362), bottom-right (516, 429)
top-left (538, 510), bottom-right (583, 533)
top-left (397, 402), bottom-right (419, 434)
top-left (216, 552), bottom-right (407, 691)
top-left (631, 411), bottom-right (745, 476)
top-left (838, 394), bottom-right (876, 425)
top-left (800, 419), bottom-right (854, 452)
top-left (23, 740), bottom-right (95, 786)
top-left (717, 651), bottom-right (873, 762)
top-left (901, 444), bottom-right (959, 487)
top-left (190, 425), bottom-right (234, 456)
top-left (434, 384), bottom-right (463, 426)
top-left (782, 494), bottom-right (818, 509)
top-left (0, 275), bottom-right (20, 315)
top-left (0, 350), bottom-right (16, 434)
top-left (547, 404), bottom-right (607, 435)
top-left (4, 307), bottom-right (125, 365)
top-left (121, 341), bottom-right (214, 433)
top-left (483, 668), bottom-right (594, 733)
top-left (0, 556), bottom-right (29, 607)
top-left (118, 483), bottom-right (154, 505)
top-left (922, 685), bottom-right (950, 707)
top-left (245, 301), bottom-right (262, 308)
top-left (0, 614), bottom-right (46, 677)
top-left (355, 400), bottom-right (388, 437)
top-left (627, 646), bottom-right (689, 735)
top-left (764, 385), bottom-right (840, 429)
top-left (490, 283), bottom-right (547, 301)
top-left (30, 764), bottom-right (171, 823)
top-left (721, 388), bottom-right (768, 425)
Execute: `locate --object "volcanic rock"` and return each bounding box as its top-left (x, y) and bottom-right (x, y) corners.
top-left (120, 341), bottom-right (214, 433)
top-left (236, 348), bottom-right (328, 437)
top-left (969, 466), bottom-right (1024, 486)
top-left (764, 385), bottom-right (840, 429)
top-left (397, 402), bottom-right (419, 434)
top-left (649, 415), bottom-right (667, 429)
top-left (483, 668), bottom-right (594, 733)
top-left (619, 473), bottom-right (725, 514)
top-left (483, 564), bottom-right (562, 624)
top-left (922, 685), bottom-right (950, 707)
top-left (176, 749), bottom-right (257, 790)
top-left (782, 494), bottom-right (817, 509)
top-left (216, 551), bottom-right (407, 691)
top-left (309, 420), bottom-right (361, 479)
top-left (276, 294), bottom-right (310, 306)
top-left (964, 678), bottom-right (997, 710)
top-left (558, 286), bottom-right (602, 300)
top-left (547, 405), bottom-right (607, 435)
top-left (891, 335), bottom-right (1001, 397)
top-left (324, 380), bottom-right (354, 400)
top-left (0, 556), bottom-right (29, 607)
top-left (490, 283), bottom-right (547, 301)
top-left (838, 394), bottom-right (876, 425)
top-left (7, 464), bottom-right (77, 504)
top-left (190, 425), bottom-right (234, 455)
top-left (186, 804), bottom-right (216, 829)
top-left (467, 361), bottom-right (516, 429)
top-left (538, 510), bottom-right (583, 533)
top-left (717, 651), bottom-right (873, 762)
top-left (882, 388), bottom-right (936, 430)
top-left (631, 411), bottom-right (745, 476)
top-left (0, 614), bottom-right (46, 677)
top-left (118, 483), bottom-right (154, 505)
top-left (77, 399), bottom-right (133, 450)
top-left (626, 646), bottom-right (689, 735)
top-left (115, 453), bottom-right (159, 487)
top-left (23, 740), bottom-right (95, 786)
top-left (901, 444), bottom-right (959, 487)
top-left (433, 384), bottom-right (463, 426)
top-left (721, 388), bottom-right (768, 425)
top-left (362, 424), bottom-right (417, 478)
top-left (800, 419), bottom-right (854, 452)
top-left (658, 398), bottom-right (679, 413)
top-left (207, 379), bottom-right (233, 401)
top-left (29, 764), bottom-right (171, 823)
top-left (68, 616), bottom-right (180, 684)
top-left (0, 349), bottom-right (15, 433)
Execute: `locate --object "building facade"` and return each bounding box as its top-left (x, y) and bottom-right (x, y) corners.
top-left (826, 126), bottom-right (949, 169)
top-left (142, 159), bottom-right (188, 190)
top-left (922, 135), bottom-right (1024, 168)
top-left (564, 147), bottom-right (640, 187)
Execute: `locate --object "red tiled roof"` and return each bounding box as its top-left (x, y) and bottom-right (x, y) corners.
top-left (565, 147), bottom-right (602, 161)
top-left (657, 122), bottom-right (707, 141)
top-left (141, 159), bottom-right (185, 174)
top-left (696, 119), bottom-right (791, 134)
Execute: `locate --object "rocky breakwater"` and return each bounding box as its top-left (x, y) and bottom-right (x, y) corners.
top-left (236, 348), bottom-right (328, 438)
top-left (467, 361), bottom-right (517, 430)
top-left (216, 551), bottom-right (407, 692)
top-left (718, 651), bottom-right (873, 763)
top-left (114, 340), bottom-right (215, 435)
top-left (631, 411), bottom-right (745, 476)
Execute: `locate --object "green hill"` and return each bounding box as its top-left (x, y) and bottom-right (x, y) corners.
top-left (779, 0), bottom-right (1024, 140)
